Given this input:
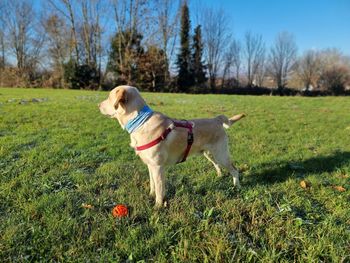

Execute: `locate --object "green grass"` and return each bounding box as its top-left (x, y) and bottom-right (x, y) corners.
top-left (0, 88), bottom-right (349, 262)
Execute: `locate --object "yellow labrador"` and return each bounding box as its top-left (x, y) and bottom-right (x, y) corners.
top-left (99, 85), bottom-right (245, 207)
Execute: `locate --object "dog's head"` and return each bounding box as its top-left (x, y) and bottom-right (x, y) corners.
top-left (98, 85), bottom-right (146, 128)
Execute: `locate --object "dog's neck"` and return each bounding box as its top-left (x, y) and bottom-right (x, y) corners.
top-left (124, 105), bottom-right (153, 133)
top-left (128, 112), bottom-right (172, 149)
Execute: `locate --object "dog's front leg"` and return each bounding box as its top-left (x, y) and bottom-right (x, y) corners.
top-left (147, 165), bottom-right (155, 197)
top-left (148, 165), bottom-right (165, 207)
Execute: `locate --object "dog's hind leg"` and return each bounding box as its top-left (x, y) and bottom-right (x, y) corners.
top-left (223, 158), bottom-right (240, 188)
top-left (218, 154), bottom-right (240, 187)
top-left (210, 140), bottom-right (240, 187)
top-left (203, 151), bottom-right (222, 177)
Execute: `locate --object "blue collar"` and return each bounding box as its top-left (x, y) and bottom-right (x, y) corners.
top-left (125, 105), bottom-right (153, 133)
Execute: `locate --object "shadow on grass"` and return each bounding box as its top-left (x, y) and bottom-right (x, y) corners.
top-left (166, 169), bottom-right (241, 201)
top-left (246, 151), bottom-right (350, 187)
top-left (123, 151), bottom-right (349, 205)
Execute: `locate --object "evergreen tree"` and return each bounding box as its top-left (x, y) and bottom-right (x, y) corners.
top-left (176, 3), bottom-right (193, 91)
top-left (191, 25), bottom-right (207, 88)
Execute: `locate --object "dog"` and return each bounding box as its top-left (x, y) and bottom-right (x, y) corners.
top-left (99, 85), bottom-right (245, 207)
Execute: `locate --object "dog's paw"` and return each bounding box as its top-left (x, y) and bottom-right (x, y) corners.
top-left (216, 171), bottom-right (223, 177)
top-left (154, 200), bottom-right (168, 209)
top-left (233, 178), bottom-right (241, 188)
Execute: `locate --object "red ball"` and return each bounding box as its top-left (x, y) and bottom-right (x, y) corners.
top-left (112, 204), bottom-right (128, 218)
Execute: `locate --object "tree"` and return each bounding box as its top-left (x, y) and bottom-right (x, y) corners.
top-left (223, 39), bottom-right (242, 88)
top-left (64, 59), bottom-right (99, 89)
top-left (79, 0), bottom-right (105, 88)
top-left (137, 45), bottom-right (168, 92)
top-left (269, 32), bottom-right (297, 90)
top-left (297, 50), bottom-right (321, 91)
top-left (108, 0), bottom-right (177, 91)
top-left (0, 28), bottom-right (5, 69)
top-left (49, 0), bottom-right (80, 63)
top-left (153, 0), bottom-right (180, 86)
top-left (176, 2), bottom-right (193, 91)
top-left (191, 25), bottom-right (207, 88)
top-left (243, 31), bottom-right (265, 87)
top-left (319, 65), bottom-right (350, 95)
top-left (1, 0), bottom-right (45, 86)
top-left (0, 1), bottom-right (5, 69)
top-left (255, 49), bottom-right (266, 87)
top-left (48, 0), bottom-right (106, 89)
top-left (222, 46), bottom-right (232, 89)
top-left (317, 48), bottom-right (350, 94)
top-left (202, 7), bottom-right (229, 91)
top-left (0, 3), bottom-right (5, 87)
top-left (4, 0), bottom-right (38, 70)
top-left (231, 39), bottom-right (242, 86)
top-left (79, 0), bottom-right (104, 72)
top-left (109, 0), bottom-right (149, 86)
top-left (43, 14), bottom-right (70, 88)
top-left (107, 30), bottom-right (143, 85)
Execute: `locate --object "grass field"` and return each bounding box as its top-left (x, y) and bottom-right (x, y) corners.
top-left (0, 88), bottom-right (349, 262)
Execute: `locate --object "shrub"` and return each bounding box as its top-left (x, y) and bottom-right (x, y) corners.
top-left (64, 60), bottom-right (100, 90)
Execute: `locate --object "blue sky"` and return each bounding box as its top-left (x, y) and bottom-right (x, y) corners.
top-left (32, 0), bottom-right (349, 56)
top-left (193, 0), bottom-right (350, 55)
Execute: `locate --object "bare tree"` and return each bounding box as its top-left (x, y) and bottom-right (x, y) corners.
top-left (80, 0), bottom-right (104, 66)
top-left (0, 1), bottom-right (5, 65)
top-left (297, 50), bottom-right (321, 90)
top-left (48, 0), bottom-right (81, 63)
top-left (202, 7), bottom-right (229, 91)
top-left (255, 49), bottom-right (266, 87)
top-left (153, 0), bottom-right (180, 83)
top-left (268, 31), bottom-right (297, 90)
top-left (318, 48), bottom-right (350, 70)
top-left (42, 14), bottom-right (70, 87)
top-left (0, 3), bottom-right (5, 86)
top-left (222, 45), bottom-right (233, 88)
top-left (3, 0), bottom-right (35, 70)
top-left (110, 0), bottom-right (150, 84)
top-left (47, 0), bottom-right (107, 88)
top-left (0, 31), bottom-right (5, 68)
top-left (317, 48), bottom-right (350, 93)
top-left (1, 0), bottom-right (45, 86)
top-left (230, 39), bottom-right (242, 85)
top-left (319, 65), bottom-right (350, 94)
top-left (222, 38), bottom-right (242, 88)
top-left (243, 31), bottom-right (265, 87)
top-left (79, 0), bottom-right (105, 87)
top-left (0, 21), bottom-right (5, 69)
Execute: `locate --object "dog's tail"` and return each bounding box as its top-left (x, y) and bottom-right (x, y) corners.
top-left (217, 114), bottom-right (245, 129)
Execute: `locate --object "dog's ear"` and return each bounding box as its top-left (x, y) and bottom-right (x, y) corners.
top-left (114, 88), bottom-right (127, 109)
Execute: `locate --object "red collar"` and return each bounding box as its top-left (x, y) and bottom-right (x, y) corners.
top-left (135, 120), bottom-right (194, 163)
